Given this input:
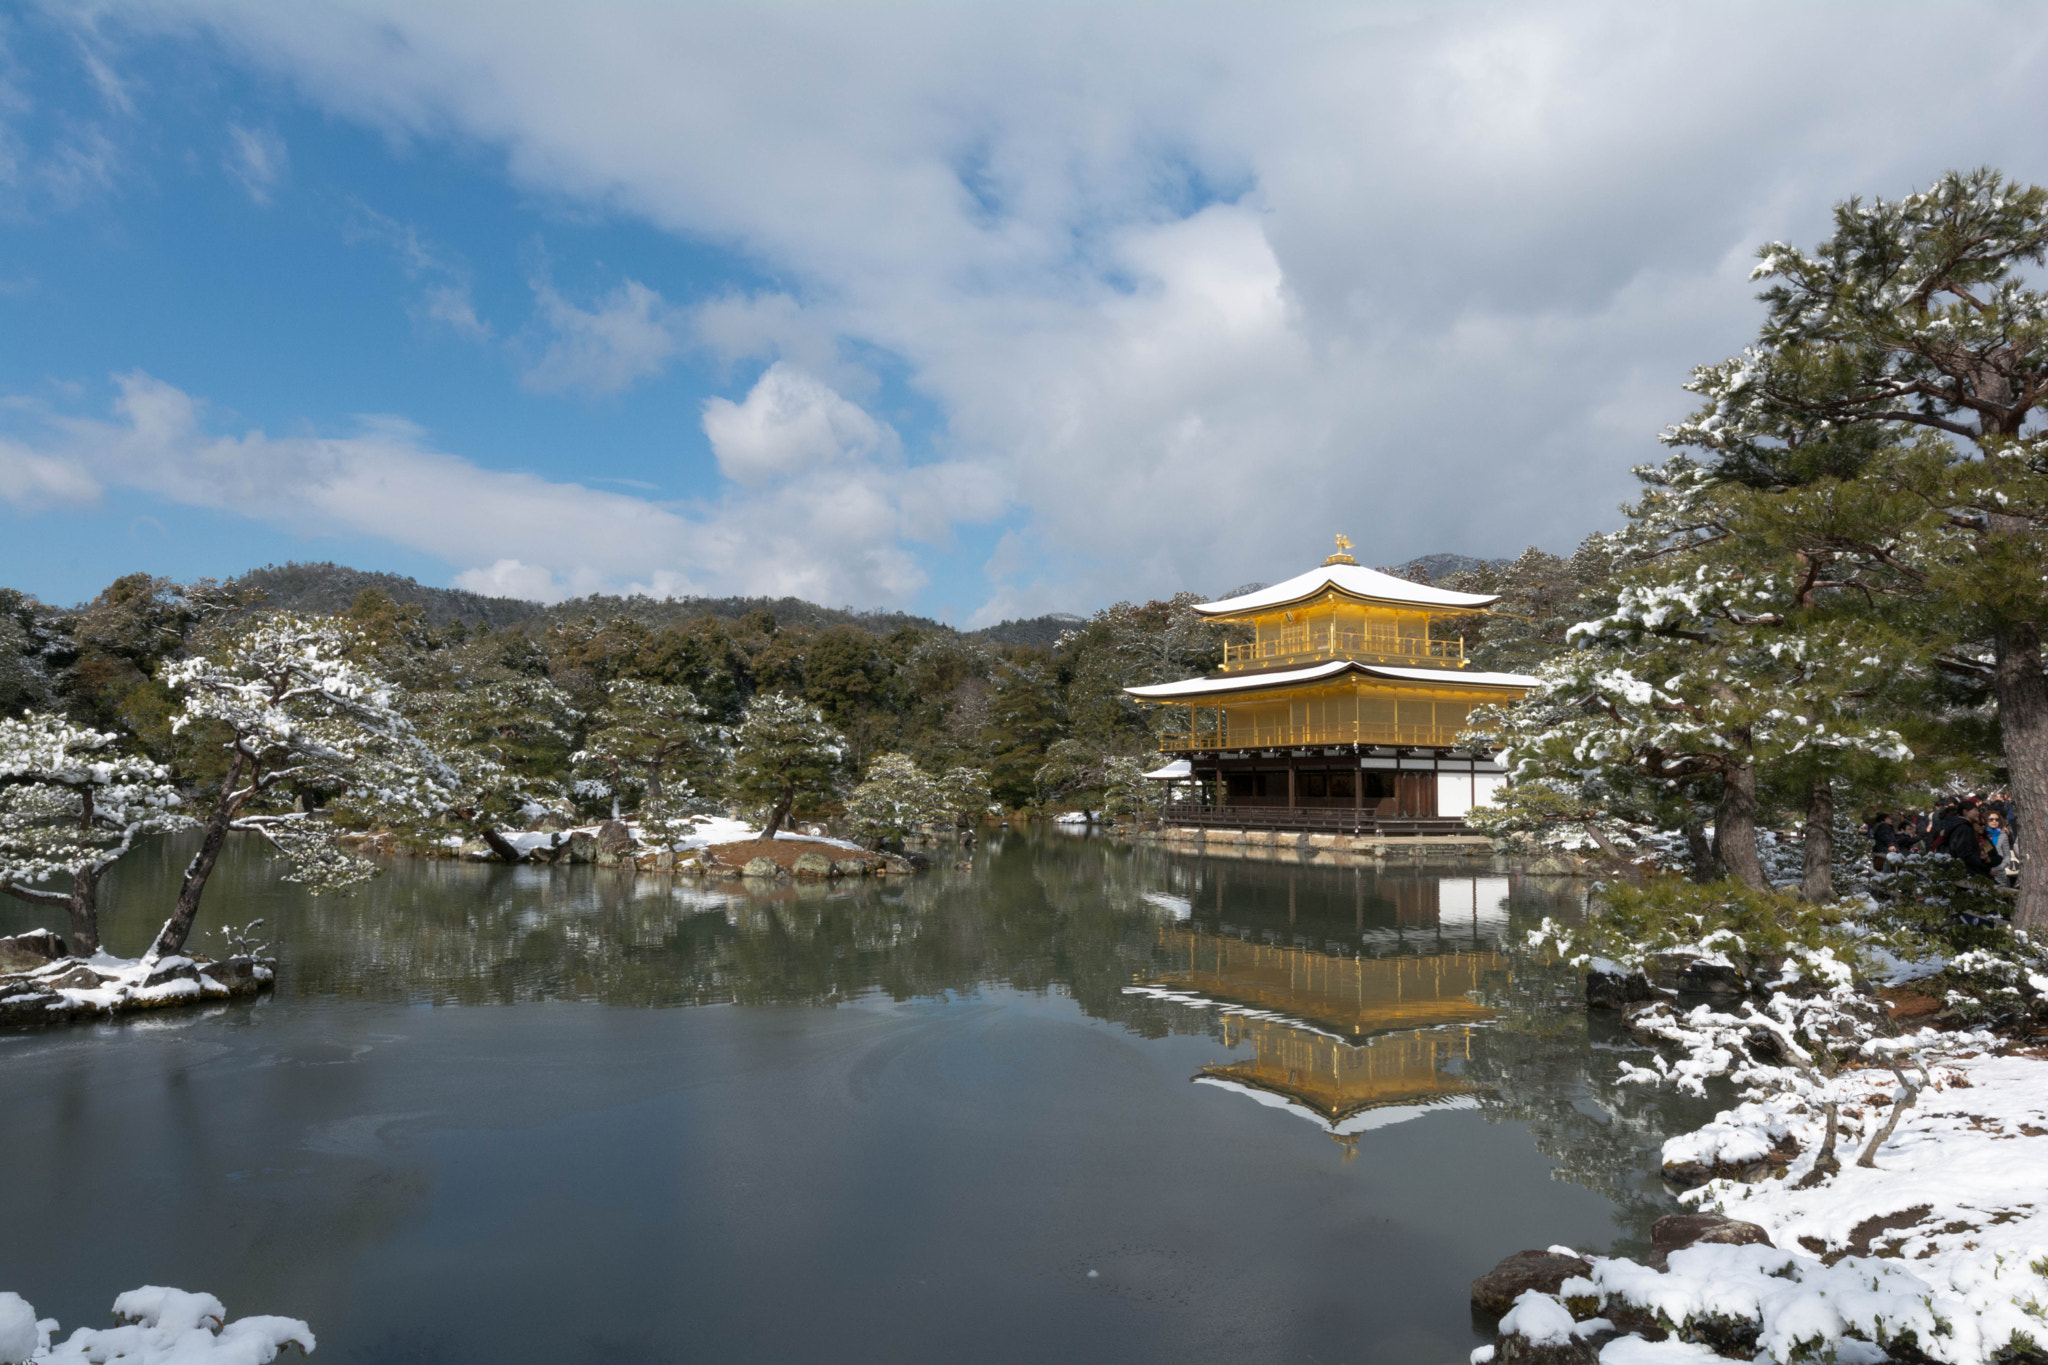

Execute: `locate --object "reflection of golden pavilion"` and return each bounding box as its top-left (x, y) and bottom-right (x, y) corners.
top-left (1152, 927), bottom-right (1504, 1037)
top-left (1201, 1014), bottom-right (1478, 1127)
top-left (1136, 928), bottom-right (1505, 1151)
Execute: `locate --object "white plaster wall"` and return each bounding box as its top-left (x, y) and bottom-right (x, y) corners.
top-left (1472, 774), bottom-right (1507, 809)
top-left (1437, 772), bottom-right (1473, 818)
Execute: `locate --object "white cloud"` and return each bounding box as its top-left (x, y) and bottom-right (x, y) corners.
top-left (702, 362), bottom-right (893, 485)
top-left (522, 276), bottom-right (680, 397)
top-left (54, 2), bottom-right (2048, 613)
top-left (0, 438), bottom-right (101, 510)
top-left (223, 121), bottom-right (287, 204)
top-left (451, 558), bottom-right (565, 601)
top-left (4, 371), bottom-right (984, 608)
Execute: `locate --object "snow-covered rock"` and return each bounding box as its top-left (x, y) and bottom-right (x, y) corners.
top-left (2, 1286), bottom-right (312, 1364)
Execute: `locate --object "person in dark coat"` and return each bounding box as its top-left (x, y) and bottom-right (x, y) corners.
top-left (1868, 811), bottom-right (1898, 871)
top-left (1937, 804), bottom-right (1999, 879)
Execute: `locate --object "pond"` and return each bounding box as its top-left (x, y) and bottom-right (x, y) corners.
top-left (0, 831), bottom-right (1716, 1365)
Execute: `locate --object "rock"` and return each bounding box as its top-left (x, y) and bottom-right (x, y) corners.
top-left (563, 831), bottom-right (597, 865)
top-left (143, 959), bottom-right (201, 989)
top-left (1671, 958), bottom-right (1748, 997)
top-left (595, 820), bottom-right (635, 855)
top-left (1523, 854), bottom-right (1580, 876)
top-left (1494, 1332), bottom-right (1597, 1365)
top-left (832, 858), bottom-right (872, 877)
top-left (0, 929), bottom-right (68, 972)
top-left (1586, 967), bottom-right (1659, 1010)
top-left (198, 957), bottom-right (267, 995)
top-left (457, 838), bottom-right (496, 862)
top-left (534, 813), bottom-right (570, 832)
top-left (953, 860), bottom-right (973, 871)
top-left (880, 856), bottom-right (916, 876)
top-left (1471, 1251), bottom-right (1595, 1319)
top-left (637, 849), bottom-right (676, 872)
top-left (791, 852), bottom-right (835, 878)
top-left (39, 964), bottom-right (106, 992)
top-left (0, 985), bottom-right (58, 1025)
top-left (1648, 1213), bottom-right (1772, 1268)
top-left (741, 856), bottom-right (784, 879)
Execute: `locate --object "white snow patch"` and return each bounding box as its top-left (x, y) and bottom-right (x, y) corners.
top-left (3, 1285), bottom-right (313, 1364)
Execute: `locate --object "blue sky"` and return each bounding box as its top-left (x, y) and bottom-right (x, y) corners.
top-left (4, 3), bottom-right (2047, 621)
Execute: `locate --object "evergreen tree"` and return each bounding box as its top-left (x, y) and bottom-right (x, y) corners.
top-left (844, 753), bottom-right (947, 847)
top-left (152, 614), bottom-right (458, 955)
top-left (0, 714), bottom-right (192, 953)
top-left (1664, 168), bottom-right (2048, 925)
top-left (574, 679), bottom-right (714, 824)
top-left (727, 691), bottom-right (845, 838)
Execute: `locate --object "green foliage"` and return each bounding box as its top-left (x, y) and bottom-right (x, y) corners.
top-left (843, 753), bottom-right (949, 847)
top-left (574, 679), bottom-right (714, 821)
top-left (727, 691), bottom-right (846, 837)
top-left (1539, 878), bottom-right (1865, 982)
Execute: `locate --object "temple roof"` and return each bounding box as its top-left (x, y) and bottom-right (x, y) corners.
top-left (1193, 562), bottom-right (1498, 617)
top-left (1123, 659), bottom-right (1539, 701)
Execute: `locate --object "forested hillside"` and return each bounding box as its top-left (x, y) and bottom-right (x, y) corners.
top-left (0, 549), bottom-right (1544, 817)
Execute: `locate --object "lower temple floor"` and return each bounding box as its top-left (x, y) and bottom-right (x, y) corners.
top-left (1161, 747), bottom-right (1506, 833)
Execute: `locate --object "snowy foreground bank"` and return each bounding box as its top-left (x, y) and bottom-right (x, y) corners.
top-left (1476, 1028), bottom-right (2048, 1362)
top-left (0, 1286), bottom-right (311, 1365)
top-left (0, 929), bottom-right (271, 1027)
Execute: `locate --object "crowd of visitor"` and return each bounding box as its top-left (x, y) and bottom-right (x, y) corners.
top-left (1866, 793), bottom-right (2020, 888)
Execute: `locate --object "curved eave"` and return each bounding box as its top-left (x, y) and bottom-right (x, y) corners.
top-left (1123, 660), bottom-right (1539, 702)
top-left (1192, 564), bottom-right (1498, 618)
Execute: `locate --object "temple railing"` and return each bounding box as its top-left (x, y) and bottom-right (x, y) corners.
top-left (1219, 630), bottom-right (1462, 672)
top-left (1158, 721), bottom-right (1469, 752)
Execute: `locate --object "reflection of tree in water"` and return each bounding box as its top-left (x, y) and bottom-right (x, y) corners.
top-left (1460, 883), bottom-right (1724, 1256)
top-left (67, 831), bottom-right (1724, 1249)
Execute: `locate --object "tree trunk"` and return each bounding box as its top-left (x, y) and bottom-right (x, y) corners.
top-left (1683, 809), bottom-right (1721, 883)
top-left (1995, 622), bottom-right (2048, 931)
top-left (759, 790), bottom-right (793, 840)
top-left (67, 868), bottom-right (100, 956)
top-left (1801, 776), bottom-right (1835, 902)
top-left (480, 826), bottom-right (522, 864)
top-left (152, 757), bottom-right (245, 958)
top-left (1716, 760), bottom-right (1771, 891)
top-left (645, 764), bottom-right (664, 822)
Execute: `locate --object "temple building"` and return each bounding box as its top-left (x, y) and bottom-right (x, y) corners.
top-left (1125, 536), bottom-right (1538, 832)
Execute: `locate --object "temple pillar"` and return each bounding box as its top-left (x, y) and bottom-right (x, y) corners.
top-left (1287, 762), bottom-right (1297, 809)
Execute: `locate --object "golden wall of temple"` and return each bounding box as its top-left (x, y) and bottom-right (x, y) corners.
top-left (1222, 598), bottom-right (1474, 671)
top-left (1150, 927), bottom-right (1503, 1036)
top-left (1169, 679), bottom-right (1502, 752)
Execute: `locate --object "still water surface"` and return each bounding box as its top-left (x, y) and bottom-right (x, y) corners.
top-left (0, 832), bottom-right (1712, 1364)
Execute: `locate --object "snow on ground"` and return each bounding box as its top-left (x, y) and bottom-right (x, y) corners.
top-left (0, 1285), bottom-right (312, 1364)
top-left (1683, 1044), bottom-right (2048, 1359)
top-left (0, 950), bottom-right (271, 1021)
top-left (1487, 1037), bottom-right (2048, 1362)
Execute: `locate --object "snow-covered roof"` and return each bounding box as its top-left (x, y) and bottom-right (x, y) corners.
top-left (1123, 660), bottom-right (1538, 701)
top-left (1193, 562), bottom-right (1498, 617)
top-left (1142, 759), bottom-right (1193, 779)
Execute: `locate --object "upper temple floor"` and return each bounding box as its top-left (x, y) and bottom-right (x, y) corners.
top-left (1194, 539), bottom-right (1497, 674)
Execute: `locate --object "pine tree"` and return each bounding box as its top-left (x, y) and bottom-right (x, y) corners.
top-left (844, 753), bottom-right (948, 847)
top-left (574, 679), bottom-right (714, 824)
top-left (1665, 168), bottom-right (2048, 925)
top-left (1473, 456), bottom-right (1915, 890)
top-left (0, 714), bottom-right (193, 953)
top-left (152, 614), bottom-right (458, 955)
top-left (727, 691), bottom-right (844, 838)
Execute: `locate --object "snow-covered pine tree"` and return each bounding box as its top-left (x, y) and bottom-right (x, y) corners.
top-left (1664, 168), bottom-right (2048, 925)
top-left (0, 714), bottom-right (193, 953)
top-left (1472, 455), bottom-right (1913, 890)
top-left (727, 691), bottom-right (844, 839)
top-left (844, 753), bottom-right (947, 848)
top-left (151, 614), bottom-right (458, 956)
top-left (409, 676), bottom-right (583, 859)
top-left (574, 680), bottom-right (714, 826)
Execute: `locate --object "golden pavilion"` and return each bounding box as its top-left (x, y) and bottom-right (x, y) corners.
top-left (1125, 537), bottom-right (1536, 829)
